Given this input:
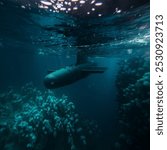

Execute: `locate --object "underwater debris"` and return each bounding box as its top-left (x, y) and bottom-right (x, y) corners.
top-left (115, 55), bottom-right (150, 150)
top-left (0, 83), bottom-right (99, 150)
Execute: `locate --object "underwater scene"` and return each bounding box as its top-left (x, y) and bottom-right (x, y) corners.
top-left (0, 0), bottom-right (150, 150)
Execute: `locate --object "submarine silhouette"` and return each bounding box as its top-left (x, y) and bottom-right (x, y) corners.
top-left (44, 45), bottom-right (108, 89)
top-left (44, 62), bottom-right (107, 89)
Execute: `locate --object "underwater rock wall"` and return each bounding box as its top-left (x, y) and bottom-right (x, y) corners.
top-left (0, 83), bottom-right (99, 150)
top-left (115, 55), bottom-right (150, 150)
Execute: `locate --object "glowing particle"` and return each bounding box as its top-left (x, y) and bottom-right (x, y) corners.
top-left (87, 12), bottom-right (90, 15)
top-left (68, 8), bottom-right (71, 11)
top-left (95, 2), bottom-right (103, 6)
top-left (56, 3), bottom-right (63, 8)
top-left (21, 5), bottom-right (26, 9)
top-left (80, 0), bottom-right (85, 4)
top-left (72, 0), bottom-right (79, 1)
top-left (60, 7), bottom-right (66, 11)
top-left (115, 8), bottom-right (122, 13)
top-left (92, 8), bottom-right (95, 11)
top-left (39, 4), bottom-right (49, 9)
top-left (53, 5), bottom-right (58, 10)
top-left (38, 4), bottom-right (44, 8)
top-left (91, 0), bottom-right (95, 4)
top-left (73, 7), bottom-right (78, 10)
top-left (40, 1), bottom-right (52, 6)
top-left (98, 14), bottom-right (102, 17)
top-left (68, 2), bottom-right (72, 6)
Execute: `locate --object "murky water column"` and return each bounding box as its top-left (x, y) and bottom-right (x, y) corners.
top-left (55, 19), bottom-right (120, 149)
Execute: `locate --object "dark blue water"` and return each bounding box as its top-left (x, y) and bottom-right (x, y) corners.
top-left (0, 1), bottom-right (149, 150)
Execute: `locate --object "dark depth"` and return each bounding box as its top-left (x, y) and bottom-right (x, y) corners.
top-left (0, 0), bottom-right (150, 150)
